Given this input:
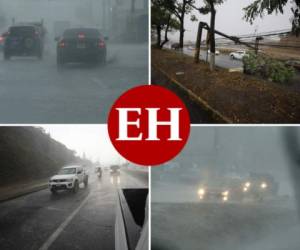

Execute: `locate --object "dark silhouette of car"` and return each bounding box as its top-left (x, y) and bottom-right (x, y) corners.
top-left (56, 28), bottom-right (107, 67)
top-left (3, 25), bottom-right (44, 60)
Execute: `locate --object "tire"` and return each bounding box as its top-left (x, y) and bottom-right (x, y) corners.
top-left (84, 178), bottom-right (88, 188)
top-left (4, 51), bottom-right (10, 60)
top-left (72, 181), bottom-right (79, 193)
top-left (230, 55), bottom-right (234, 60)
top-left (51, 188), bottom-right (57, 195)
top-left (37, 49), bottom-right (43, 60)
top-left (57, 56), bottom-right (64, 70)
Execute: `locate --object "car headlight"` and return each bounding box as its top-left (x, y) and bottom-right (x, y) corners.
top-left (245, 182), bottom-right (251, 188)
top-left (223, 196), bottom-right (228, 202)
top-left (243, 187), bottom-right (248, 192)
top-left (198, 188), bottom-right (205, 196)
top-left (222, 191), bottom-right (229, 196)
top-left (261, 182), bottom-right (267, 189)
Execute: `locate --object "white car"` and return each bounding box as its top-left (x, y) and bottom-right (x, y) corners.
top-left (49, 165), bottom-right (88, 194)
top-left (229, 50), bottom-right (247, 60)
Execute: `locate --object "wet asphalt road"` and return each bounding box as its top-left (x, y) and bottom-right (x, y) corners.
top-left (152, 202), bottom-right (300, 250)
top-left (0, 43), bottom-right (148, 123)
top-left (0, 170), bottom-right (148, 250)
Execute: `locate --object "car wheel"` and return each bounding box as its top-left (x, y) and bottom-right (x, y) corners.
top-left (84, 178), bottom-right (88, 188)
top-left (230, 55), bottom-right (234, 60)
top-left (4, 51), bottom-right (10, 60)
top-left (51, 188), bottom-right (57, 195)
top-left (37, 50), bottom-right (43, 60)
top-left (57, 56), bottom-right (64, 70)
top-left (73, 181), bottom-right (79, 193)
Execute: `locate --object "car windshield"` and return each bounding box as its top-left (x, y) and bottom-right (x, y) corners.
top-left (152, 127), bottom-right (300, 250)
top-left (63, 28), bottom-right (100, 38)
top-left (9, 26), bottom-right (35, 36)
top-left (58, 168), bottom-right (76, 175)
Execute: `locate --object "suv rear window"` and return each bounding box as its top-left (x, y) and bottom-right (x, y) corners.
top-left (63, 29), bottom-right (100, 38)
top-left (9, 26), bottom-right (35, 36)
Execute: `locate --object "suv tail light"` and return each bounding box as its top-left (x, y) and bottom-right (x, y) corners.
top-left (98, 39), bottom-right (105, 48)
top-left (78, 33), bottom-right (85, 39)
top-left (59, 40), bottom-right (66, 48)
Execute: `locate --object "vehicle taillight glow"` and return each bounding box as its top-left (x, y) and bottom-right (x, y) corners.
top-left (78, 33), bottom-right (85, 39)
top-left (98, 40), bottom-right (105, 48)
top-left (59, 40), bottom-right (66, 48)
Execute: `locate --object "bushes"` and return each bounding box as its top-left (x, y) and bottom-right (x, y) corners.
top-left (243, 52), bottom-right (295, 84)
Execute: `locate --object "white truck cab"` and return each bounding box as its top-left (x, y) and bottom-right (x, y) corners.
top-left (49, 165), bottom-right (88, 194)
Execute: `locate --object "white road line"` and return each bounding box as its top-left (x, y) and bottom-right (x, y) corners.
top-left (39, 193), bottom-right (91, 250)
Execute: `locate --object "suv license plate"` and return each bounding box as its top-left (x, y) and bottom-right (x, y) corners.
top-left (77, 43), bottom-right (86, 49)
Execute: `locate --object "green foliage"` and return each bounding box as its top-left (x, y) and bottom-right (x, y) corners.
top-left (0, 127), bottom-right (80, 186)
top-left (151, 0), bottom-right (179, 31)
top-left (243, 52), bottom-right (295, 84)
top-left (243, 0), bottom-right (289, 24)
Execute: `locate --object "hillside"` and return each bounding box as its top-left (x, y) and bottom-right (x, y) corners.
top-left (0, 127), bottom-right (80, 186)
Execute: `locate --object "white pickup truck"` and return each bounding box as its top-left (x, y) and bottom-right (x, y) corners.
top-left (49, 165), bottom-right (88, 194)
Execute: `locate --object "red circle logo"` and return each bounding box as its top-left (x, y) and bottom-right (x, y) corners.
top-left (108, 85), bottom-right (190, 166)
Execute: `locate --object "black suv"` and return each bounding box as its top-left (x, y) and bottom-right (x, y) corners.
top-left (4, 25), bottom-right (43, 60)
top-left (56, 28), bottom-right (107, 67)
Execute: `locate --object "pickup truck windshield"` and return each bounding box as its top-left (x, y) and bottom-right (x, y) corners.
top-left (58, 168), bottom-right (76, 175)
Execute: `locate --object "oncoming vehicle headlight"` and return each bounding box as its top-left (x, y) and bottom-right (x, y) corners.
top-left (245, 182), bottom-right (251, 188)
top-left (261, 182), bottom-right (267, 189)
top-left (198, 188), bottom-right (205, 196)
top-left (243, 187), bottom-right (248, 192)
top-left (222, 190), bottom-right (229, 196)
top-left (222, 196), bottom-right (228, 202)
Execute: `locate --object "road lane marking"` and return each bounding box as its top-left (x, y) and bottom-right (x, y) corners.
top-left (39, 193), bottom-right (91, 250)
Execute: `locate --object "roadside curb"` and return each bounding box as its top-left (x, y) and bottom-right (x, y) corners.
top-left (0, 183), bottom-right (48, 203)
top-left (152, 63), bottom-right (232, 124)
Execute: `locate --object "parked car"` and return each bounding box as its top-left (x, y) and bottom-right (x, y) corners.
top-left (56, 28), bottom-right (107, 67)
top-left (49, 165), bottom-right (88, 194)
top-left (229, 50), bottom-right (247, 60)
top-left (3, 25), bottom-right (44, 60)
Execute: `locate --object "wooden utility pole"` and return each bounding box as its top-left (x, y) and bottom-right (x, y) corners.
top-left (209, 1), bottom-right (216, 71)
top-left (255, 36), bottom-right (263, 54)
top-left (194, 22), bottom-right (206, 63)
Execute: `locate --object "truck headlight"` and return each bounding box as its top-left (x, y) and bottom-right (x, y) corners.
top-left (261, 182), bottom-right (267, 189)
top-left (245, 182), bottom-right (251, 188)
top-left (222, 190), bottom-right (229, 196)
top-left (198, 188), bottom-right (205, 196)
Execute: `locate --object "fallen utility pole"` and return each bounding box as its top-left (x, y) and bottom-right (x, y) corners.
top-left (194, 21), bottom-right (257, 63)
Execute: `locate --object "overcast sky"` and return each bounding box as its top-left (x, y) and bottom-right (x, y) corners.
top-left (41, 125), bottom-right (125, 166)
top-left (170, 0), bottom-right (294, 41)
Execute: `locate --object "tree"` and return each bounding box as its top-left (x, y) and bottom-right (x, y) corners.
top-left (244, 0), bottom-right (300, 36)
top-left (192, 0), bottom-right (224, 70)
top-left (172, 0), bottom-right (195, 48)
top-left (151, 0), bottom-right (180, 48)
